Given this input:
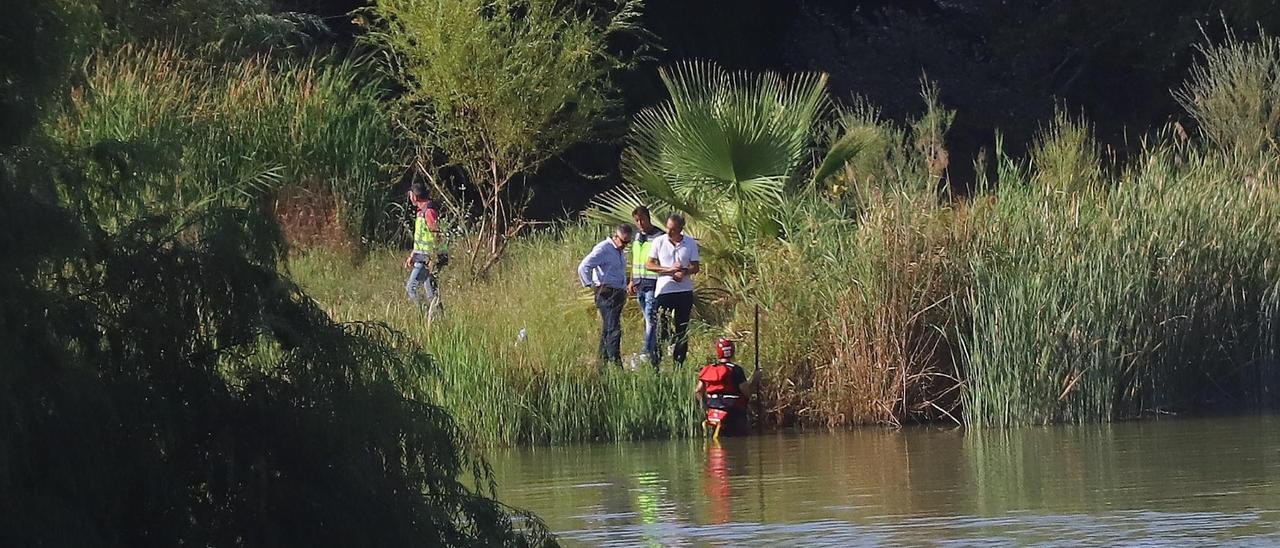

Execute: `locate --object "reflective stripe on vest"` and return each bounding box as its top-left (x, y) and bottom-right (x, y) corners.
top-left (413, 214), bottom-right (434, 254)
top-left (631, 239), bottom-right (657, 280)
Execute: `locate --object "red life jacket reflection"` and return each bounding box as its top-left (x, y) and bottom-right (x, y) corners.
top-left (704, 444), bottom-right (732, 524)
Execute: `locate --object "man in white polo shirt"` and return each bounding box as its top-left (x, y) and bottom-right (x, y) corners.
top-left (646, 213), bottom-right (699, 366)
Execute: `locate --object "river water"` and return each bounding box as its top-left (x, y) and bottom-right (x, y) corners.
top-left (491, 415), bottom-right (1280, 546)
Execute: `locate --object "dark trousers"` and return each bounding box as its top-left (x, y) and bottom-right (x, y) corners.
top-left (655, 290), bottom-right (694, 366)
top-left (595, 286), bottom-right (626, 364)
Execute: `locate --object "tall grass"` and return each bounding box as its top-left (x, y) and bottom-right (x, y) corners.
top-left (48, 44), bottom-right (396, 241)
top-left (962, 140), bottom-right (1280, 425)
top-left (732, 192), bottom-right (967, 427)
top-left (292, 224), bottom-right (703, 446)
top-left (1177, 28), bottom-right (1280, 161)
top-left (289, 34), bottom-right (1280, 442)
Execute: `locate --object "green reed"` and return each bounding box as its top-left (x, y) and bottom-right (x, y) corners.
top-left (961, 136), bottom-right (1280, 426)
top-left (290, 33), bottom-right (1280, 437)
top-left (48, 44), bottom-right (395, 239)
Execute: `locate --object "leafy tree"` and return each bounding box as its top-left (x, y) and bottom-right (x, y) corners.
top-left (1, 164), bottom-right (555, 546)
top-left (365, 0), bottom-right (646, 274)
top-left (0, 0), bottom-right (97, 147)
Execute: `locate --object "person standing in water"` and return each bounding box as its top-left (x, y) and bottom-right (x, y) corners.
top-left (695, 338), bottom-right (759, 436)
top-left (647, 213), bottom-right (699, 366)
top-left (628, 206), bottom-right (665, 366)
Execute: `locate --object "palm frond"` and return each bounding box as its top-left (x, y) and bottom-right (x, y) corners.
top-left (611, 60), bottom-right (830, 256)
top-left (811, 124), bottom-right (882, 188)
top-left (584, 186), bottom-right (654, 226)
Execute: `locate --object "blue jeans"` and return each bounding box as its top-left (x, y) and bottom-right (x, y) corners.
top-left (636, 283), bottom-right (659, 364)
top-left (595, 286), bottom-right (626, 364)
top-left (405, 258), bottom-right (439, 308)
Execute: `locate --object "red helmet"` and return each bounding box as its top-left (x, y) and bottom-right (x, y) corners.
top-left (715, 338), bottom-right (735, 360)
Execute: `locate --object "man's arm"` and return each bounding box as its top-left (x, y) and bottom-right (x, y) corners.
top-left (425, 208), bottom-right (444, 240)
top-left (625, 245), bottom-right (635, 293)
top-left (646, 240), bottom-right (663, 273)
top-left (688, 239), bottom-right (701, 274)
top-left (645, 257), bottom-right (672, 274)
top-left (646, 241), bottom-right (681, 274)
top-left (578, 243), bottom-right (604, 287)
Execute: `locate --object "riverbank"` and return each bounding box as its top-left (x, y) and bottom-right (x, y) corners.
top-left (293, 136), bottom-right (1280, 446)
top-left (291, 229), bottom-right (704, 446)
top-left (290, 34), bottom-right (1280, 446)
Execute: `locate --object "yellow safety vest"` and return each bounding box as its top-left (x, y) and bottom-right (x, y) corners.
top-left (413, 213), bottom-right (435, 254)
top-left (631, 232), bottom-right (659, 281)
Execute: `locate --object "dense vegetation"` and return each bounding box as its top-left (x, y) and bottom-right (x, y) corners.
top-left (296, 30), bottom-right (1280, 444)
top-left (9, 4), bottom-right (1280, 546)
top-left (1, 0), bottom-right (550, 544)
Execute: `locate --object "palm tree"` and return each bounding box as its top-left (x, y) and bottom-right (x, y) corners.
top-left (589, 61), bottom-right (880, 263)
top-left (588, 61), bottom-right (842, 263)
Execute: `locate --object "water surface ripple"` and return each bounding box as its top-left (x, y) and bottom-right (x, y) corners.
top-left (492, 415), bottom-right (1280, 546)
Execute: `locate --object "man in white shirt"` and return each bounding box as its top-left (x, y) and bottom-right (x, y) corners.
top-left (646, 213), bottom-right (700, 366)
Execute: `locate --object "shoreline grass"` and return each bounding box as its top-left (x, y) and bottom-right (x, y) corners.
top-left (291, 226), bottom-right (704, 446)
top-left (292, 145), bottom-right (1280, 443)
top-left (290, 33), bottom-right (1280, 445)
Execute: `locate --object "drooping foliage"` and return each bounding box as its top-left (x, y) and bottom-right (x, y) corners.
top-left (1, 1), bottom-right (553, 544)
top-left (0, 162), bottom-right (553, 545)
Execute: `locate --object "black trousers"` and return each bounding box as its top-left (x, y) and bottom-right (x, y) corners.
top-left (655, 290), bottom-right (694, 366)
top-left (594, 286), bottom-right (626, 363)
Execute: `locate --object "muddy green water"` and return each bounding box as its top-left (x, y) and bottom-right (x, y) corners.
top-left (491, 415), bottom-right (1280, 546)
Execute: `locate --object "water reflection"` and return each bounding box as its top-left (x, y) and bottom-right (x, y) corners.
top-left (492, 415), bottom-right (1280, 545)
top-left (703, 443), bottom-right (731, 524)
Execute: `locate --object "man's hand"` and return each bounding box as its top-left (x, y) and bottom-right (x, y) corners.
top-left (403, 255), bottom-right (414, 269)
top-left (672, 269), bottom-right (685, 282)
top-left (627, 280), bottom-right (636, 296)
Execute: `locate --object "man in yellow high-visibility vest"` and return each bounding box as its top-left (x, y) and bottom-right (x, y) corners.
top-left (628, 206), bottom-right (665, 365)
top-left (404, 183), bottom-right (444, 315)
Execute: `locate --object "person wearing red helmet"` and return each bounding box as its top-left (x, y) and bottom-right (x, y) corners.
top-left (695, 338), bottom-right (760, 436)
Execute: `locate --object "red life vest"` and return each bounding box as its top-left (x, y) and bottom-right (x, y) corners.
top-left (699, 361), bottom-right (746, 409)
